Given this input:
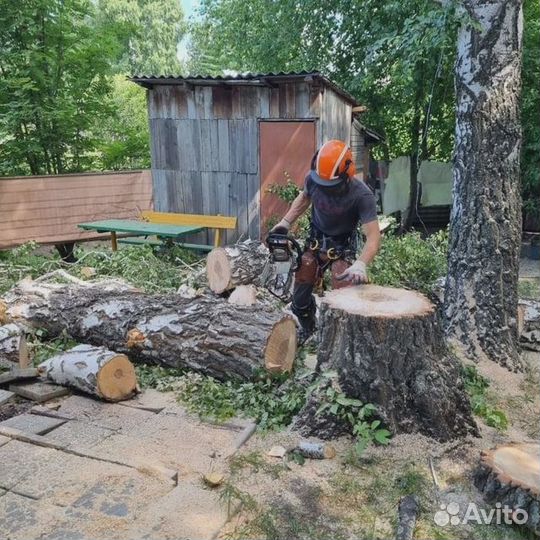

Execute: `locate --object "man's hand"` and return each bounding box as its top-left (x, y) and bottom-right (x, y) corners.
top-left (336, 260), bottom-right (369, 284)
top-left (270, 218), bottom-right (291, 234)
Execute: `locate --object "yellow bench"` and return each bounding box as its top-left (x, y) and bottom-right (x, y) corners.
top-left (141, 211), bottom-right (237, 248)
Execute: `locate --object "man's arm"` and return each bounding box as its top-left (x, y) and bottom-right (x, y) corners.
top-left (272, 191), bottom-right (311, 231)
top-left (358, 220), bottom-right (381, 265)
top-left (337, 219), bottom-right (381, 284)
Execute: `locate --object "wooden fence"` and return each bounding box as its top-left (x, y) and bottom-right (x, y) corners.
top-left (0, 170), bottom-right (152, 249)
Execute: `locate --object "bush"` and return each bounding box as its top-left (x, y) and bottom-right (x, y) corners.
top-left (369, 228), bottom-right (448, 294)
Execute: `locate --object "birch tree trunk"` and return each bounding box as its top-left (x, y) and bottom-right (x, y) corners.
top-left (39, 345), bottom-right (137, 401)
top-left (4, 279), bottom-right (296, 381)
top-left (444, 0), bottom-right (524, 371)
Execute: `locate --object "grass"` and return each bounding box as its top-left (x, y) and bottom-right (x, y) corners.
top-left (462, 365), bottom-right (508, 430)
top-left (518, 278), bottom-right (540, 299)
top-left (0, 242), bottom-right (203, 295)
top-left (136, 365), bottom-right (310, 432)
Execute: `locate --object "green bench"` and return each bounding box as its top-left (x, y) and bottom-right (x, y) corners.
top-left (118, 236), bottom-right (214, 252)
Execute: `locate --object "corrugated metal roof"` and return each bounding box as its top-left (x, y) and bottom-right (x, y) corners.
top-left (129, 70), bottom-right (359, 106)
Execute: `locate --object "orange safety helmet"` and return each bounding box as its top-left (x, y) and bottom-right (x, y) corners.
top-left (310, 140), bottom-right (357, 186)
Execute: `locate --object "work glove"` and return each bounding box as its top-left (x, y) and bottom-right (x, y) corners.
top-left (270, 219), bottom-right (291, 235)
top-left (336, 260), bottom-right (369, 285)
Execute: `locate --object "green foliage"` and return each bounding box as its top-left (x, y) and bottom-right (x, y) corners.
top-left (190, 0), bottom-right (458, 163)
top-left (95, 75), bottom-right (151, 170)
top-left (0, 0), bottom-right (115, 176)
top-left (137, 366), bottom-right (309, 432)
top-left (72, 244), bottom-right (200, 293)
top-left (95, 0), bottom-right (186, 75)
top-left (28, 329), bottom-right (78, 365)
top-left (266, 178), bottom-right (310, 238)
top-left (369, 228), bottom-right (448, 293)
top-left (266, 178), bottom-right (301, 204)
top-left (462, 365), bottom-right (508, 431)
top-left (0, 242), bottom-right (61, 294)
top-left (0, 242), bottom-right (201, 295)
top-left (522, 0), bottom-right (540, 229)
top-left (518, 279), bottom-right (540, 300)
top-left (312, 371), bottom-right (391, 456)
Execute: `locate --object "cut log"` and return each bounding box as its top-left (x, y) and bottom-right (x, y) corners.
top-left (294, 285), bottom-right (477, 442)
top-left (38, 344), bottom-right (137, 401)
top-left (396, 495), bottom-right (419, 540)
top-left (206, 240), bottom-right (268, 294)
top-left (5, 279), bottom-right (297, 380)
top-left (294, 441), bottom-right (336, 460)
top-left (474, 443), bottom-right (540, 536)
top-left (0, 324), bottom-right (29, 368)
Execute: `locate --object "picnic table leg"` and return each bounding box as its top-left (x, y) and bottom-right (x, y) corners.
top-left (111, 231), bottom-right (118, 251)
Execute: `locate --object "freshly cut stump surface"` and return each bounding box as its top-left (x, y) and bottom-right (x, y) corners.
top-left (475, 443), bottom-right (540, 536)
top-left (295, 285), bottom-right (477, 441)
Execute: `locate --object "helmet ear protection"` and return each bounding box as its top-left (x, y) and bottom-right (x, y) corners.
top-left (310, 151), bottom-right (352, 181)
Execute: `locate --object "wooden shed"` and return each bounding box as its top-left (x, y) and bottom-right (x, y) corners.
top-left (131, 71), bottom-right (382, 242)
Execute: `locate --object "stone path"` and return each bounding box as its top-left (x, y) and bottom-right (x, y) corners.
top-left (0, 390), bottom-right (255, 540)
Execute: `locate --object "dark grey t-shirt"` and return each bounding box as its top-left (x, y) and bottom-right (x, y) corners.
top-left (304, 173), bottom-right (378, 237)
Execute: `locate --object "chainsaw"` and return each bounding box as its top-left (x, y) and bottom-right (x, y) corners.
top-left (261, 229), bottom-right (303, 302)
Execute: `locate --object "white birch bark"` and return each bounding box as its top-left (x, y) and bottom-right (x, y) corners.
top-left (444, 0), bottom-right (524, 370)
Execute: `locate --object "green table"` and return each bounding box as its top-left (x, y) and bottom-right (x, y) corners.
top-left (78, 219), bottom-right (204, 251)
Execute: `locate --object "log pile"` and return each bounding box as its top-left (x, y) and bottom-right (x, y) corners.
top-left (4, 278), bottom-right (296, 380)
top-left (294, 285), bottom-right (478, 442)
top-left (474, 443), bottom-right (540, 536)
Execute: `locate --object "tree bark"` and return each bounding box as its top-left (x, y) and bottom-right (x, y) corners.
top-left (474, 443), bottom-right (539, 536)
top-left (4, 279), bottom-right (296, 380)
top-left (0, 323), bottom-right (28, 368)
top-left (444, 0), bottom-right (524, 371)
top-left (206, 240), bottom-right (269, 294)
top-left (295, 285), bottom-right (478, 442)
top-left (519, 299), bottom-right (540, 351)
top-left (39, 345), bottom-right (137, 402)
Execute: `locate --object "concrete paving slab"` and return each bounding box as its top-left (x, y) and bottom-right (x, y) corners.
top-left (0, 439), bottom-right (51, 490)
top-left (0, 388), bottom-right (15, 405)
top-left (44, 420), bottom-right (115, 450)
top-left (128, 481), bottom-right (230, 540)
top-left (0, 434), bottom-right (10, 447)
top-left (10, 381), bottom-right (70, 402)
top-left (0, 367), bottom-right (38, 384)
top-left (0, 491), bottom-right (64, 539)
top-left (56, 395), bottom-right (156, 430)
top-left (0, 413), bottom-right (66, 435)
top-left (116, 388), bottom-right (176, 413)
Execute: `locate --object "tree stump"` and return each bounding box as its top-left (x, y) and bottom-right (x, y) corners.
top-left (4, 278), bottom-right (296, 380)
top-left (39, 344), bottom-right (137, 401)
top-left (474, 443), bottom-right (540, 536)
top-left (206, 240), bottom-right (268, 294)
top-left (296, 285), bottom-right (477, 441)
top-left (0, 324), bottom-right (28, 368)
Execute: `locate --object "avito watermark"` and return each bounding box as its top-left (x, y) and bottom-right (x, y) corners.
top-left (434, 502), bottom-right (528, 527)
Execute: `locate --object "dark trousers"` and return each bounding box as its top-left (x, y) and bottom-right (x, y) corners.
top-left (291, 249), bottom-right (352, 328)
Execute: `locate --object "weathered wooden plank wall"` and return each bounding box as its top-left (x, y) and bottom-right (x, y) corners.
top-left (148, 80), bottom-right (359, 242)
top-left (319, 88), bottom-right (352, 146)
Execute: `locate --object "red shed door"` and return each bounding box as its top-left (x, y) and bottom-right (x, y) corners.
top-left (260, 121), bottom-right (316, 233)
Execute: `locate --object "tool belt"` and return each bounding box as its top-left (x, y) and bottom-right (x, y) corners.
top-left (305, 227), bottom-right (357, 295)
top-left (305, 227), bottom-right (356, 261)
